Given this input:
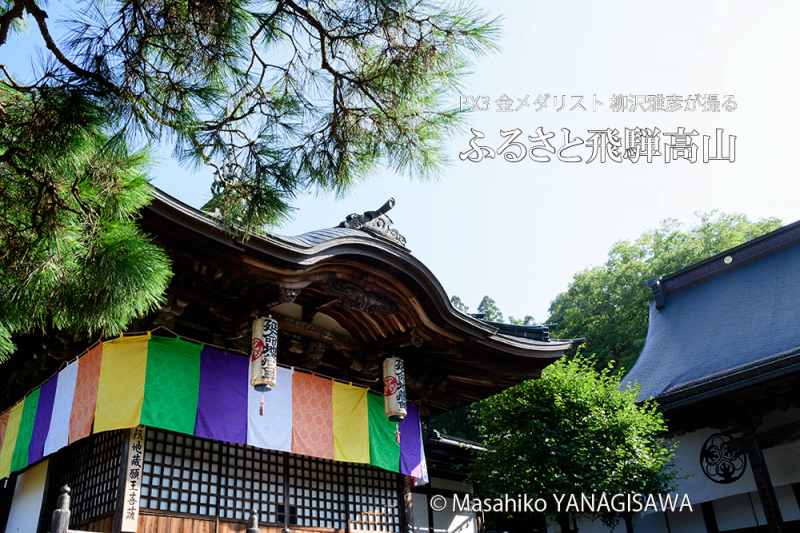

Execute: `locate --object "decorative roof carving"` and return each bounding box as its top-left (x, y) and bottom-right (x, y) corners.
top-left (338, 198), bottom-right (407, 247)
top-left (278, 286), bottom-right (302, 303)
top-left (325, 279), bottom-right (398, 314)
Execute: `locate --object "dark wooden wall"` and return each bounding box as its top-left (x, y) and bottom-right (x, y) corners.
top-left (82, 511), bottom-right (345, 533)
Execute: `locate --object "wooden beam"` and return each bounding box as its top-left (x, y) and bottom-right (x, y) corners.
top-left (271, 314), bottom-right (358, 352)
top-left (744, 434), bottom-right (784, 532)
top-left (111, 430), bottom-right (131, 533)
top-left (753, 420), bottom-right (800, 450)
top-left (700, 502), bottom-right (719, 533)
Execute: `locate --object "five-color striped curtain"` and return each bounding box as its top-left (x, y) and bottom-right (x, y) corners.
top-left (0, 334), bottom-right (428, 484)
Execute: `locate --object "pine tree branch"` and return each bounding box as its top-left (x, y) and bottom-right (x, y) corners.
top-left (283, 0), bottom-right (390, 117)
top-left (23, 0), bottom-right (115, 91)
top-left (0, 0), bottom-right (24, 46)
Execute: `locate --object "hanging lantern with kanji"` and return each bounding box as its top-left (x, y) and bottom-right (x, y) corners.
top-left (383, 356), bottom-right (407, 421)
top-left (251, 316), bottom-right (279, 392)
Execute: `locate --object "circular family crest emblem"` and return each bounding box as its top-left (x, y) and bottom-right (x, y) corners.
top-left (700, 433), bottom-right (747, 484)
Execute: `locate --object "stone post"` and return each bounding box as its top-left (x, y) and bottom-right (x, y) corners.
top-left (50, 485), bottom-right (71, 533)
top-left (247, 510), bottom-right (259, 533)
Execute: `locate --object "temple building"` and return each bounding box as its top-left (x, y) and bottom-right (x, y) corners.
top-left (0, 189), bottom-right (573, 533)
top-left (612, 220), bottom-right (800, 533)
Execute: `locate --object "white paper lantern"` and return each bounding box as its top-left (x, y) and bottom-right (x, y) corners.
top-left (251, 317), bottom-right (279, 392)
top-left (383, 357), bottom-right (407, 421)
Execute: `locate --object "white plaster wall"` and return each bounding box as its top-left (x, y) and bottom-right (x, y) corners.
top-left (713, 486), bottom-right (800, 529)
top-left (427, 478), bottom-right (477, 533)
top-left (714, 492), bottom-right (764, 531)
top-left (573, 516), bottom-right (620, 533)
top-left (574, 486), bottom-right (800, 532)
top-left (432, 502), bottom-right (477, 533)
top-left (4, 460), bottom-right (48, 533)
top-left (663, 507), bottom-right (706, 533)
top-left (777, 484), bottom-right (800, 521)
top-left (632, 512), bottom-right (669, 533)
top-left (669, 412), bottom-right (800, 506)
top-left (765, 440), bottom-right (800, 487)
top-left (670, 428), bottom-right (757, 504)
top-left (572, 512), bottom-right (668, 533)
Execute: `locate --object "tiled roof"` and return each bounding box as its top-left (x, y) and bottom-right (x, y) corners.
top-left (623, 223), bottom-right (800, 403)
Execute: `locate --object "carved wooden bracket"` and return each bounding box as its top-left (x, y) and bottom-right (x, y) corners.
top-left (278, 286), bottom-right (302, 303)
top-left (324, 279), bottom-right (398, 314)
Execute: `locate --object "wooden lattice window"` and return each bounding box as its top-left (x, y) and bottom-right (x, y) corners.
top-left (140, 428), bottom-right (402, 532)
top-left (45, 431), bottom-right (125, 528)
top-left (141, 430), bottom-right (220, 516)
top-left (287, 455), bottom-right (347, 529)
top-left (348, 463), bottom-right (401, 532)
top-left (219, 443), bottom-right (285, 523)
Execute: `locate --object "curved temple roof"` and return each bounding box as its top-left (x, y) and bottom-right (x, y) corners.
top-left (147, 188), bottom-right (569, 352)
top-left (139, 188), bottom-right (573, 410)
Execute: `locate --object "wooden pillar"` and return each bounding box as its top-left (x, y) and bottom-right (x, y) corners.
top-left (282, 452), bottom-right (291, 531)
top-left (556, 513), bottom-right (575, 533)
top-left (623, 513), bottom-right (634, 533)
top-left (0, 476), bottom-right (15, 533)
top-left (663, 511), bottom-right (672, 533)
top-left (400, 476), bottom-right (412, 533)
top-left (343, 462), bottom-right (350, 533)
top-left (426, 493), bottom-right (434, 533)
top-left (700, 502), bottom-right (719, 533)
top-left (791, 483), bottom-right (800, 511)
top-left (111, 430), bottom-right (131, 533)
top-left (746, 436), bottom-right (784, 533)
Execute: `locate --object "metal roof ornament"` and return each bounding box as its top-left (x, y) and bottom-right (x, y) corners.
top-left (338, 198), bottom-right (407, 247)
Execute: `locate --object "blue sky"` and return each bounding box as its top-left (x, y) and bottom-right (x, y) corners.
top-left (4, 1), bottom-right (799, 321)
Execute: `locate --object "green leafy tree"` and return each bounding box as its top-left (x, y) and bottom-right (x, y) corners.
top-left (547, 212), bottom-right (782, 371)
top-left (450, 295), bottom-right (469, 313)
top-left (450, 294), bottom-right (536, 325)
top-left (471, 355), bottom-right (674, 530)
top-left (509, 314), bottom-right (535, 325)
top-left (0, 0), bottom-right (497, 231)
top-left (0, 0), bottom-right (497, 359)
top-left (477, 295), bottom-right (504, 322)
top-left (0, 87), bottom-right (171, 360)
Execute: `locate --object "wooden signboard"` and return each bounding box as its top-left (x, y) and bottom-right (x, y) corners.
top-left (120, 426), bottom-right (146, 532)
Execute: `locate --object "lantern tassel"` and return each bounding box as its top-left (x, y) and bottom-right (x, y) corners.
top-left (259, 393), bottom-right (265, 416)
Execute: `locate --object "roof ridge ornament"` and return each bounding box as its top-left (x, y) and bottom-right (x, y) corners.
top-left (337, 198), bottom-right (408, 248)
